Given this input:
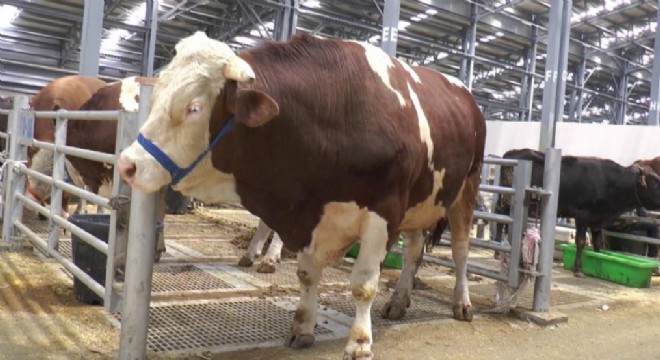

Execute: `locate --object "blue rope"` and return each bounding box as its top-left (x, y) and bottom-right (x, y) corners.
top-left (137, 117), bottom-right (236, 185)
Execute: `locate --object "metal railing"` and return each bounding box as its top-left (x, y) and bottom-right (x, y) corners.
top-left (419, 150), bottom-right (561, 311)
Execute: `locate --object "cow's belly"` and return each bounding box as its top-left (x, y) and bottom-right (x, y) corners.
top-left (400, 169), bottom-right (447, 230)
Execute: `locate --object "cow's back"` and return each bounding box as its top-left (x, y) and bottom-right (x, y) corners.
top-left (31, 75), bottom-right (107, 143)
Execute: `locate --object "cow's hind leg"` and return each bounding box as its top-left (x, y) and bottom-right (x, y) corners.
top-left (256, 232), bottom-right (283, 273)
top-left (381, 229), bottom-right (424, 320)
top-left (449, 174), bottom-right (479, 321)
top-left (344, 213), bottom-right (390, 360)
top-left (287, 250), bottom-right (323, 349)
top-left (239, 219), bottom-right (272, 267)
top-left (574, 222), bottom-right (588, 277)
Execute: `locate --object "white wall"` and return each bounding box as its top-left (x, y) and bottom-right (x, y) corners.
top-left (485, 121), bottom-right (660, 166)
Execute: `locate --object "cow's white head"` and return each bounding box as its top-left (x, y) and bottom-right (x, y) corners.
top-left (118, 31), bottom-right (277, 193)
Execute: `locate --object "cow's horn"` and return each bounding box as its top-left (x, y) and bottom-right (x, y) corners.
top-left (224, 56), bottom-right (255, 82)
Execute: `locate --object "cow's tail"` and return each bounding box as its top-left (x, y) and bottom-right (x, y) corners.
top-left (468, 114), bottom-right (487, 178)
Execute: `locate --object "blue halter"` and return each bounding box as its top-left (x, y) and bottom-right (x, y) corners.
top-left (136, 117), bottom-right (236, 185)
top-left (63, 163), bottom-right (73, 184)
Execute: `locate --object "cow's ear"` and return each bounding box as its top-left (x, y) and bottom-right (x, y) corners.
top-left (234, 89), bottom-right (279, 127)
top-left (640, 174), bottom-right (648, 188)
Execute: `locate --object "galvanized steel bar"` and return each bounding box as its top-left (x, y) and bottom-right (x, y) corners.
top-left (32, 110), bottom-right (120, 120)
top-left (553, 0), bottom-right (571, 124)
top-left (31, 140), bottom-right (116, 163)
top-left (539, 0), bottom-right (565, 150)
top-left (0, 133), bottom-right (7, 140)
top-left (20, 167), bottom-right (110, 208)
top-left (524, 21), bottom-right (538, 122)
top-left (14, 221), bottom-right (105, 298)
top-left (484, 158), bottom-right (519, 166)
top-left (2, 97), bottom-right (30, 245)
top-left (648, 3), bottom-right (660, 125)
top-left (508, 160), bottom-right (532, 287)
top-left (473, 210), bottom-right (513, 225)
top-left (533, 148), bottom-right (561, 312)
top-left (423, 255), bottom-right (507, 282)
top-left (479, 184), bottom-right (515, 195)
top-left (601, 229), bottom-right (660, 247)
top-left (141, 0), bottom-right (159, 76)
top-left (119, 84), bottom-right (157, 360)
top-left (105, 110), bottom-right (139, 313)
top-left (15, 192), bottom-right (109, 255)
top-left (47, 114), bottom-right (67, 251)
top-left (466, 3), bottom-right (478, 91)
top-left (438, 234), bottom-right (511, 253)
top-left (79, 0), bottom-right (104, 76)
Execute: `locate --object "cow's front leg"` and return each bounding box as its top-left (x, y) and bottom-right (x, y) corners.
top-left (574, 223), bottom-right (588, 277)
top-left (256, 232), bottom-right (283, 273)
top-left (381, 229), bottom-right (423, 320)
top-left (344, 213), bottom-right (389, 360)
top-left (239, 219), bottom-right (272, 267)
top-left (287, 250), bottom-right (323, 349)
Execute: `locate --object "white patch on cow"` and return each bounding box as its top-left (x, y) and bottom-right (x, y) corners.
top-left (443, 73), bottom-right (467, 88)
top-left (401, 169), bottom-right (447, 229)
top-left (98, 179), bottom-right (113, 199)
top-left (348, 40), bottom-right (406, 107)
top-left (396, 59), bottom-right (421, 84)
top-left (118, 77), bottom-right (141, 112)
top-left (407, 83), bottom-right (434, 169)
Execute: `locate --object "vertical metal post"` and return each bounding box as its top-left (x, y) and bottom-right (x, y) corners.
top-left (533, 148), bottom-right (561, 312)
top-left (539, 0), bottom-right (565, 150)
top-left (575, 49), bottom-right (587, 123)
top-left (104, 110), bottom-right (139, 313)
top-left (489, 164), bottom-right (501, 241)
top-left (554, 0), bottom-right (571, 124)
top-left (466, 3), bottom-right (478, 91)
top-left (508, 160), bottom-right (532, 287)
top-left (2, 96), bottom-right (30, 246)
top-left (380, 0), bottom-right (400, 56)
top-left (47, 114), bottom-right (67, 251)
top-left (519, 49), bottom-right (530, 121)
top-left (79, 0), bottom-right (104, 76)
top-left (459, 30), bottom-right (470, 83)
top-left (141, 0), bottom-right (159, 77)
top-left (616, 61), bottom-right (628, 125)
top-left (118, 84), bottom-right (157, 360)
top-left (525, 18), bottom-right (538, 122)
top-left (274, 0), bottom-right (298, 41)
top-left (648, 6), bottom-right (660, 125)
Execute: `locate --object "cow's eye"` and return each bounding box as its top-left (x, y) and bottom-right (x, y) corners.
top-left (188, 103), bottom-right (203, 114)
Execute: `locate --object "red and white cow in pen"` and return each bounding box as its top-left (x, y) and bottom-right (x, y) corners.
top-left (118, 32), bottom-right (485, 359)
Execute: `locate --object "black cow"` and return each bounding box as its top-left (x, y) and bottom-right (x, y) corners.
top-left (494, 148), bottom-right (660, 277)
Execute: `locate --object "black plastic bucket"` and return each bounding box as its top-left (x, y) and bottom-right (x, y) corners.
top-left (70, 214), bottom-right (164, 305)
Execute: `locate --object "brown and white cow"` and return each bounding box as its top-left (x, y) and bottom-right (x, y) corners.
top-left (24, 76), bottom-right (107, 218)
top-left (27, 76), bottom-right (167, 268)
top-left (118, 32), bottom-right (485, 358)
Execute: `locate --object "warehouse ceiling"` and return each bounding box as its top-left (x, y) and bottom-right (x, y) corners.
top-left (0, 0), bottom-right (657, 124)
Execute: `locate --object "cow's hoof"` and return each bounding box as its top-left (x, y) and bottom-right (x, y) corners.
top-left (256, 261), bottom-right (277, 274)
top-left (238, 255), bottom-right (254, 268)
top-left (38, 213), bottom-right (47, 221)
top-left (452, 303), bottom-right (473, 322)
top-left (343, 349), bottom-right (373, 360)
top-left (574, 271), bottom-right (585, 278)
top-left (286, 333), bottom-right (315, 349)
top-left (380, 296), bottom-right (410, 320)
top-left (154, 250), bottom-right (165, 263)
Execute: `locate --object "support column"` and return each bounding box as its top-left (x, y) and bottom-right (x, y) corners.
top-left (459, 30), bottom-right (470, 83)
top-left (522, 22), bottom-right (538, 122)
top-left (554, 0), bottom-right (571, 124)
top-left (518, 48), bottom-right (530, 121)
top-left (616, 61), bottom-right (629, 125)
top-left (141, 0), bottom-right (159, 76)
top-left (649, 6), bottom-right (660, 125)
top-left (539, 0), bottom-right (569, 150)
top-left (567, 72), bottom-right (578, 122)
top-left (380, 0), bottom-right (400, 56)
top-left (79, 0), bottom-right (104, 76)
top-left (574, 51), bottom-right (587, 122)
top-left (274, 0), bottom-right (299, 41)
top-left (466, 3), bottom-right (478, 91)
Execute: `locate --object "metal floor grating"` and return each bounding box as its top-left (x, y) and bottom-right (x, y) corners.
top-left (151, 264), bottom-right (234, 293)
top-left (320, 289), bottom-right (453, 327)
top-left (236, 261), bottom-right (351, 287)
top-left (22, 217), bottom-right (50, 234)
top-left (116, 298), bottom-right (332, 353)
top-left (172, 239), bottom-right (245, 258)
top-left (468, 281), bottom-right (594, 309)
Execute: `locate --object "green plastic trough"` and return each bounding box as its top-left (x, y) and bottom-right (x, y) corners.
top-left (346, 236), bottom-right (403, 270)
top-left (559, 243), bottom-right (660, 288)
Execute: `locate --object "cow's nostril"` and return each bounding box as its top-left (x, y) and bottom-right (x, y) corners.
top-left (118, 156), bottom-right (137, 183)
